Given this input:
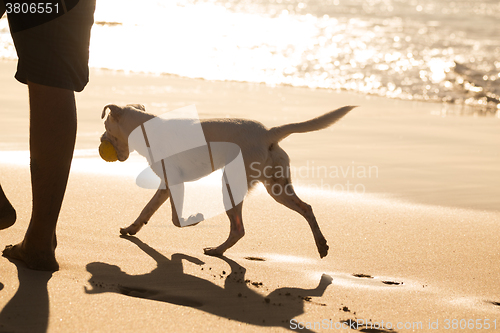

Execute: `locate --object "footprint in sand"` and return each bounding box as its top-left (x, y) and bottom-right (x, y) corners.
top-left (381, 280), bottom-right (403, 286)
top-left (351, 273), bottom-right (404, 286)
top-left (244, 257), bottom-right (266, 261)
top-left (352, 273), bottom-right (373, 279)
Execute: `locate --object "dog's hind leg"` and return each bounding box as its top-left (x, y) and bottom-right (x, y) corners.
top-left (264, 180), bottom-right (329, 258)
top-left (204, 202), bottom-right (244, 256)
top-left (120, 188), bottom-right (170, 235)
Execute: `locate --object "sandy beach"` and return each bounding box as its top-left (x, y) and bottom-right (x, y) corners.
top-left (1, 59), bottom-right (500, 332)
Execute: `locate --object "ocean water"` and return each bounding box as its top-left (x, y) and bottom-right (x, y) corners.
top-left (1, 0), bottom-right (499, 113)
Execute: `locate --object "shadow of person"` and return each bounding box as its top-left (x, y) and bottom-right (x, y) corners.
top-left (0, 258), bottom-right (52, 333)
top-left (85, 236), bottom-right (332, 332)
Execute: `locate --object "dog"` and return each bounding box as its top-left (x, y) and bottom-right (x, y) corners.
top-left (100, 104), bottom-right (355, 258)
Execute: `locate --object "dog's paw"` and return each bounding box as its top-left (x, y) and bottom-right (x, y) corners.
top-left (120, 222), bottom-right (145, 236)
top-left (120, 228), bottom-right (131, 236)
top-left (120, 226), bottom-right (137, 236)
top-left (180, 213), bottom-right (204, 227)
top-left (203, 247), bottom-right (223, 257)
top-left (317, 239), bottom-right (329, 258)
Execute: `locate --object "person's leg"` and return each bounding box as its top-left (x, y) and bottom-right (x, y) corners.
top-left (3, 81), bottom-right (76, 271)
top-left (0, 184), bottom-right (17, 230)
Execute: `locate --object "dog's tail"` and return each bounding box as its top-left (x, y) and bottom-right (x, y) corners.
top-left (267, 105), bottom-right (357, 143)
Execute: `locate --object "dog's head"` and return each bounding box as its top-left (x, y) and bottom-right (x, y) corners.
top-left (100, 104), bottom-right (146, 162)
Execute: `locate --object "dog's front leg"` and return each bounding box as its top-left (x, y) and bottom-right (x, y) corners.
top-left (120, 188), bottom-right (170, 235)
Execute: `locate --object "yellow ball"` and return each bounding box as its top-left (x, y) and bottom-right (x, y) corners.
top-left (99, 141), bottom-right (118, 162)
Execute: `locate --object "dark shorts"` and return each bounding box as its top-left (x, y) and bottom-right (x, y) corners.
top-left (1, 0), bottom-right (95, 92)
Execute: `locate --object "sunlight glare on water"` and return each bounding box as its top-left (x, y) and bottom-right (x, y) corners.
top-left (1, 0), bottom-right (499, 112)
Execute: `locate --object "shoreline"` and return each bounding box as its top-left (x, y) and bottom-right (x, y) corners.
top-left (88, 66), bottom-right (500, 118)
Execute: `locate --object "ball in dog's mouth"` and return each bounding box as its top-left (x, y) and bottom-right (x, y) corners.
top-left (99, 140), bottom-right (118, 162)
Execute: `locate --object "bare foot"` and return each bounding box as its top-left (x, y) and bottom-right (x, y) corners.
top-left (0, 188), bottom-right (16, 230)
top-left (2, 241), bottom-right (59, 271)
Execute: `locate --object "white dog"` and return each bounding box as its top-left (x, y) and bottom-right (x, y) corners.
top-left (100, 104), bottom-right (355, 258)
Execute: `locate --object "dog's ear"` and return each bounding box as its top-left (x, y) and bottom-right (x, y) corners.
top-left (101, 104), bottom-right (124, 120)
top-left (126, 104), bottom-right (146, 111)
